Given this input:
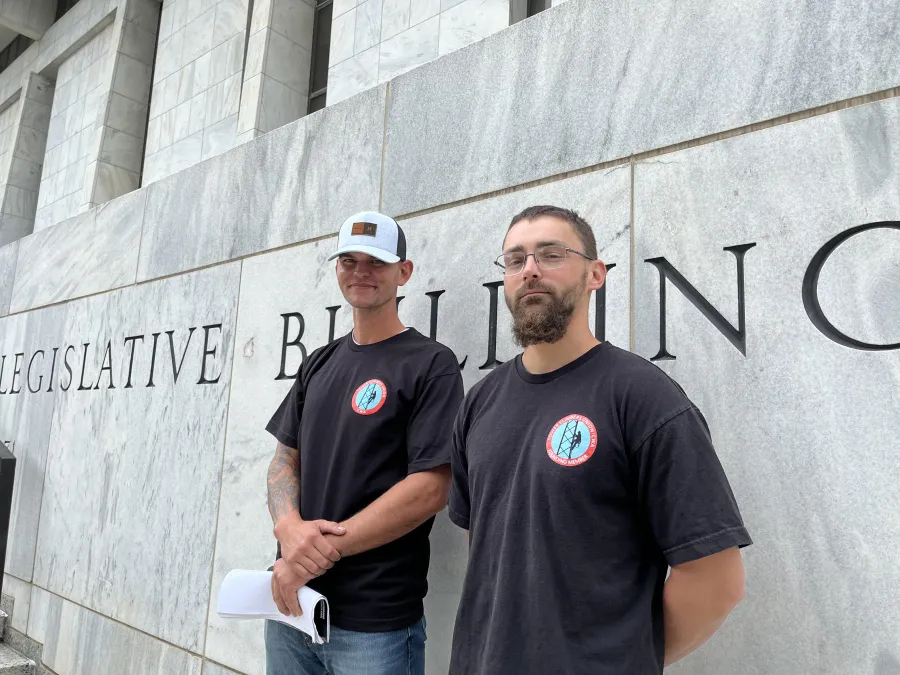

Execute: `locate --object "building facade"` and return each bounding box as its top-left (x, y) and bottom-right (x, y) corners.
top-left (0, 0), bottom-right (899, 673)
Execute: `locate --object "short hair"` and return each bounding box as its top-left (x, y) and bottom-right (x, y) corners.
top-left (506, 205), bottom-right (597, 259)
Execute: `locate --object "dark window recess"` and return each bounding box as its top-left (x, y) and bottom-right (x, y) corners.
top-left (0, 35), bottom-right (34, 76)
top-left (56, 0), bottom-right (83, 21)
top-left (527, 0), bottom-right (551, 16)
top-left (307, 0), bottom-right (332, 114)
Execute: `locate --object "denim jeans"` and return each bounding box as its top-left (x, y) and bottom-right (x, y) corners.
top-left (265, 617), bottom-right (426, 675)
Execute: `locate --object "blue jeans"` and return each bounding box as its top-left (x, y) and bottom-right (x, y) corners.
top-left (265, 617), bottom-right (426, 675)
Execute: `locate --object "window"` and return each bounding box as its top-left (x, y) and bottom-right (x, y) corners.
top-left (307, 0), bottom-right (333, 114)
top-left (0, 35), bottom-right (34, 76)
top-left (527, 0), bottom-right (551, 15)
top-left (56, 0), bottom-right (83, 21)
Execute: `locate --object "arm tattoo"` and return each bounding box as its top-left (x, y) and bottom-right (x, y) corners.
top-left (267, 441), bottom-right (300, 524)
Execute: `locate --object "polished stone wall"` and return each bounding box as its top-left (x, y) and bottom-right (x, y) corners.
top-left (0, 0), bottom-right (898, 674)
top-left (327, 0), bottom-right (510, 105)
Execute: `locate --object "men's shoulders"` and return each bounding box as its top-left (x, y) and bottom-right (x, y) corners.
top-left (403, 331), bottom-right (463, 378)
top-left (597, 343), bottom-right (705, 450)
top-left (458, 359), bottom-right (518, 417)
top-left (600, 343), bottom-right (692, 402)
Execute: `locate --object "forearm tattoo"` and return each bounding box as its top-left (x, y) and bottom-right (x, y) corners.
top-left (267, 442), bottom-right (300, 523)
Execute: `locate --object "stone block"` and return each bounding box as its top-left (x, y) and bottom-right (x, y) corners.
top-left (183, 7), bottom-right (217, 64)
top-left (137, 84), bottom-right (386, 281)
top-left (271, 0), bottom-right (314, 50)
top-left (31, 264), bottom-right (241, 652)
top-left (2, 575), bottom-right (30, 633)
top-left (214, 0), bottom-right (249, 47)
top-left (409, 0), bottom-right (439, 25)
top-left (112, 53), bottom-right (153, 105)
top-left (633, 98), bottom-right (900, 675)
top-left (0, 304), bottom-right (68, 582)
top-left (354, 0), bottom-right (382, 54)
top-left (437, 0), bottom-right (508, 56)
top-left (9, 191), bottom-right (144, 314)
top-left (258, 75), bottom-right (305, 133)
top-left (0, 242), bottom-right (16, 317)
top-left (381, 0), bottom-right (410, 41)
top-left (201, 113), bottom-right (238, 161)
top-left (382, 0), bottom-right (900, 216)
top-left (99, 128), bottom-right (144, 173)
top-left (28, 588), bottom-right (202, 674)
top-left (327, 45), bottom-right (378, 105)
top-left (329, 6), bottom-right (356, 65)
top-left (265, 30), bottom-right (311, 93)
top-left (378, 15), bottom-right (438, 83)
top-left (203, 161), bottom-right (630, 674)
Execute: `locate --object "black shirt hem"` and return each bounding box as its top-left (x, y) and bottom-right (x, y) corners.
top-left (664, 525), bottom-right (753, 566)
top-left (331, 609), bottom-right (424, 633)
top-left (448, 506), bottom-right (469, 530)
top-left (265, 420), bottom-right (297, 449)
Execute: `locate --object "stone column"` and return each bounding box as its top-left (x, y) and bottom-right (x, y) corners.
top-left (83, 0), bottom-right (159, 209)
top-left (0, 73), bottom-right (54, 246)
top-left (236, 0), bottom-right (314, 145)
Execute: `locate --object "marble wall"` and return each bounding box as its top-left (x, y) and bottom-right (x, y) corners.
top-left (34, 24), bottom-right (116, 230)
top-left (0, 0), bottom-right (898, 673)
top-left (0, 0), bottom-right (55, 40)
top-left (327, 0), bottom-right (510, 105)
top-left (634, 98), bottom-right (900, 675)
top-left (237, 0), bottom-right (315, 143)
top-left (143, 0), bottom-right (250, 184)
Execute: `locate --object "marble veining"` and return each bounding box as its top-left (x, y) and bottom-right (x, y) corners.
top-left (378, 15), bottom-right (438, 83)
top-left (0, 304), bottom-right (68, 583)
top-left (2, 574), bottom-right (31, 632)
top-left (0, 241), bottom-right (17, 316)
top-left (137, 84), bottom-right (385, 281)
top-left (633, 98), bottom-right (900, 675)
top-left (28, 587), bottom-right (203, 675)
top-left (382, 0), bottom-right (900, 216)
top-left (31, 263), bottom-right (241, 652)
top-left (9, 190), bottom-right (144, 314)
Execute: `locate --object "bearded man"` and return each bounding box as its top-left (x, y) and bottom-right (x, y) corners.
top-left (447, 205), bottom-right (752, 675)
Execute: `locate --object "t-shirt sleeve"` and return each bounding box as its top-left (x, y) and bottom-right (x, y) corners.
top-left (635, 403), bottom-right (752, 567)
top-left (265, 375), bottom-right (304, 449)
top-left (448, 404), bottom-right (470, 530)
top-left (405, 352), bottom-right (464, 474)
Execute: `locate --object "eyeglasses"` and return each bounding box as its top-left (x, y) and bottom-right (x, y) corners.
top-left (494, 245), bottom-right (594, 275)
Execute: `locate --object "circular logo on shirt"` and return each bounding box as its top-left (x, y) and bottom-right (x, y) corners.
top-left (546, 414), bottom-right (598, 466)
top-left (351, 379), bottom-right (387, 415)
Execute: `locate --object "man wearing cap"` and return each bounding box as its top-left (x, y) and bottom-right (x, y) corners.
top-left (448, 205), bottom-right (751, 674)
top-left (265, 211), bottom-right (463, 674)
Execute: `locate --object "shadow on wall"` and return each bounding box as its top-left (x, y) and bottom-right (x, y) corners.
top-left (876, 652), bottom-right (900, 675)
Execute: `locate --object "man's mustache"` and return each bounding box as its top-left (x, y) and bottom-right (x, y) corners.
top-left (515, 282), bottom-right (555, 303)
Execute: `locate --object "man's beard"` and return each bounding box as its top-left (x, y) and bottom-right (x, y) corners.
top-left (506, 274), bottom-right (586, 347)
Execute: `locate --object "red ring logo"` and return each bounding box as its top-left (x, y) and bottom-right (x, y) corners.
top-left (546, 414), bottom-right (598, 466)
top-left (351, 379), bottom-right (387, 415)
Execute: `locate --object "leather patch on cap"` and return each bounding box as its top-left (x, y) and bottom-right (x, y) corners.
top-left (351, 222), bottom-right (378, 236)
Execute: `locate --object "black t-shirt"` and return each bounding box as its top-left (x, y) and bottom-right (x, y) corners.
top-left (448, 342), bottom-right (751, 674)
top-left (266, 328), bottom-right (463, 632)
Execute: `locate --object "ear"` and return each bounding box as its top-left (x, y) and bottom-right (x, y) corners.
top-left (586, 259), bottom-right (607, 292)
top-left (397, 259), bottom-right (414, 286)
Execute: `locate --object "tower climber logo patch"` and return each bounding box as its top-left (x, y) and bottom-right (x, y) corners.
top-left (546, 414), bottom-right (598, 466)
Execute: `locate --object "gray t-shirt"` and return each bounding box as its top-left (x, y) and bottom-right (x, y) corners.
top-left (449, 342), bottom-right (751, 674)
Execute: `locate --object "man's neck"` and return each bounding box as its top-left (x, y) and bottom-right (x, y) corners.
top-left (352, 304), bottom-right (406, 345)
top-left (521, 324), bottom-right (600, 375)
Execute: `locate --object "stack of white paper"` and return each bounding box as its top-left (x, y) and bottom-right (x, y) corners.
top-left (217, 569), bottom-right (330, 644)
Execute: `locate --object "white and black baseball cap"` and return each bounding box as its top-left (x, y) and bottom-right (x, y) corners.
top-left (328, 211), bottom-right (407, 263)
